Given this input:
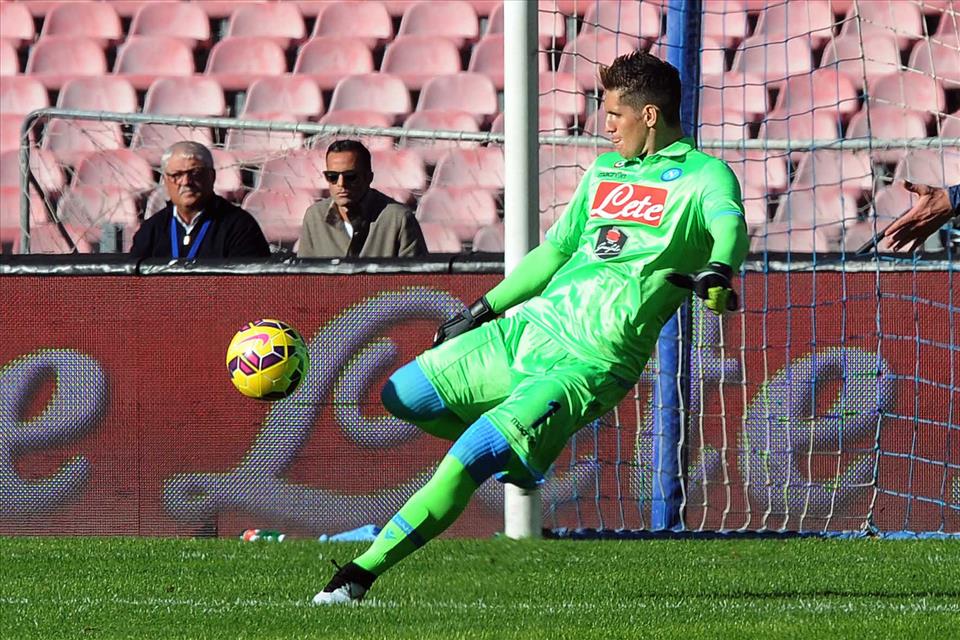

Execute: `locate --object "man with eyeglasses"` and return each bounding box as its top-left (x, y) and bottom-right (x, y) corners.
top-left (296, 139), bottom-right (428, 258)
top-left (130, 141), bottom-right (270, 259)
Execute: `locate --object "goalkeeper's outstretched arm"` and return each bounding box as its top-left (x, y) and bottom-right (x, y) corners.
top-left (433, 241), bottom-right (571, 345)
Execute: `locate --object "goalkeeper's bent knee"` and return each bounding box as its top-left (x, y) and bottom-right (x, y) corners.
top-left (381, 360), bottom-right (446, 422)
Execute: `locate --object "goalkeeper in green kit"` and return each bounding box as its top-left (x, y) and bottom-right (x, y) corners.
top-left (314, 51), bottom-right (749, 604)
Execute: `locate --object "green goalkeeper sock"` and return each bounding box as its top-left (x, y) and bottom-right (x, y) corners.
top-left (353, 454), bottom-right (478, 576)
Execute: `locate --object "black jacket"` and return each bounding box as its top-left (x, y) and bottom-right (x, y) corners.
top-left (130, 195), bottom-right (271, 259)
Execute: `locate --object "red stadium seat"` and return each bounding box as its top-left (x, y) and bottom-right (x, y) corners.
top-left (720, 149), bottom-right (789, 194)
top-left (580, 0), bottom-right (661, 44)
top-left (56, 185), bottom-right (140, 250)
top-left (242, 188), bottom-right (316, 245)
top-left (872, 182), bottom-right (918, 226)
top-left (113, 36), bottom-right (196, 90)
top-left (433, 148), bottom-right (504, 190)
top-left (143, 77), bottom-right (226, 116)
top-left (25, 37), bottom-right (108, 89)
top-left (753, 0), bottom-right (835, 47)
top-left (72, 149), bottom-right (156, 193)
top-left (934, 9), bottom-right (959, 45)
top-left (699, 73), bottom-right (769, 123)
top-left (538, 72), bottom-right (587, 125)
top-left (792, 150), bottom-right (874, 195)
top-left (558, 32), bottom-right (641, 92)
top-left (189, 1), bottom-right (246, 19)
top-left (468, 34), bottom-right (550, 91)
top-left (774, 70), bottom-right (860, 119)
top-left (867, 71), bottom-right (947, 122)
top-left (312, 1), bottom-right (393, 48)
top-left (129, 2), bottom-right (211, 47)
top-left (819, 34), bottom-right (900, 90)
top-left (370, 148), bottom-right (427, 194)
top-left (209, 149), bottom-right (245, 202)
top-left (491, 107), bottom-right (569, 135)
top-left (0, 148), bottom-right (66, 196)
top-left (293, 37), bottom-right (375, 92)
top-left (225, 2), bottom-right (307, 48)
top-left (847, 1), bottom-right (924, 50)
top-left (471, 222), bottom-right (504, 252)
top-left (758, 110), bottom-right (840, 161)
top-left (382, 36), bottom-right (463, 91)
top-left (539, 175), bottom-right (577, 227)
top-left (256, 150), bottom-right (327, 197)
top-left (129, 124), bottom-right (215, 165)
top-left (648, 35), bottom-right (725, 77)
top-left (42, 119), bottom-right (125, 167)
top-left (772, 186), bottom-right (858, 241)
top-left (39, 2), bottom-right (123, 44)
top-left (846, 106), bottom-right (927, 164)
top-left (701, 0), bottom-right (749, 48)
top-left (57, 77), bottom-right (137, 113)
top-left (0, 2), bottom-right (36, 46)
top-left (241, 76), bottom-right (324, 121)
top-left (397, 1), bottom-right (480, 48)
top-left (316, 110), bottom-right (395, 153)
top-left (205, 37), bottom-right (288, 91)
top-left (419, 221), bottom-right (464, 252)
top-left (894, 149), bottom-right (960, 187)
top-left (539, 144), bottom-right (597, 186)
top-left (0, 38), bottom-right (18, 76)
top-left (731, 36), bottom-right (813, 85)
top-left (942, 110), bottom-right (960, 138)
top-left (908, 40), bottom-right (960, 86)
top-left (0, 116), bottom-right (23, 154)
top-left (402, 110), bottom-right (479, 165)
top-left (17, 222), bottom-right (95, 254)
top-left (485, 1), bottom-right (566, 46)
top-left (698, 107), bottom-right (750, 142)
top-left (328, 74), bottom-right (412, 123)
top-left (416, 73), bottom-right (499, 125)
top-left (224, 114), bottom-right (305, 159)
top-left (417, 187), bottom-right (498, 242)
top-left (749, 221), bottom-right (835, 254)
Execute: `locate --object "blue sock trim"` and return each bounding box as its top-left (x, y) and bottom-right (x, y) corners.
top-left (381, 360), bottom-right (446, 422)
top-left (448, 416), bottom-right (513, 486)
top-left (390, 515), bottom-right (425, 548)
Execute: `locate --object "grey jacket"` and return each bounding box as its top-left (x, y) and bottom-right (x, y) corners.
top-left (297, 188), bottom-right (428, 258)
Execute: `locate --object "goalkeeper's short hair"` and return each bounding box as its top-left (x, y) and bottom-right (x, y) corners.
top-left (599, 51), bottom-right (682, 127)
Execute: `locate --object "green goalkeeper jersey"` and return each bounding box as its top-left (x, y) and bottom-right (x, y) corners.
top-left (517, 137), bottom-right (744, 381)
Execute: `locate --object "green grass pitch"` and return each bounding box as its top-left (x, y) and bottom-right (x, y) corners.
top-left (2, 536), bottom-right (959, 639)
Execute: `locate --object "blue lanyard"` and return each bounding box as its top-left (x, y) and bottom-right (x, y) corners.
top-left (170, 216), bottom-right (211, 260)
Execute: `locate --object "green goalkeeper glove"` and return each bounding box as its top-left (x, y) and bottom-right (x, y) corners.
top-left (433, 297), bottom-right (498, 346)
top-left (666, 262), bottom-right (739, 315)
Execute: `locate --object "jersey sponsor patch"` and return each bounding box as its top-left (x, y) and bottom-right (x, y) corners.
top-left (589, 182), bottom-right (668, 226)
top-left (595, 226), bottom-right (628, 259)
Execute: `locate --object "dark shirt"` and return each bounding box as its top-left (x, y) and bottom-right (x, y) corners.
top-left (130, 195), bottom-right (271, 259)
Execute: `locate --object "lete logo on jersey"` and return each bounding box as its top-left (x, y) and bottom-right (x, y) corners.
top-left (589, 182), bottom-right (668, 226)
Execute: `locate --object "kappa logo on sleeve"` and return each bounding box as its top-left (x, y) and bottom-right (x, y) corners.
top-left (595, 226), bottom-right (628, 259)
top-left (589, 182), bottom-right (668, 226)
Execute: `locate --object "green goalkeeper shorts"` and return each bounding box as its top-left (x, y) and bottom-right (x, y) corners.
top-left (416, 314), bottom-right (633, 483)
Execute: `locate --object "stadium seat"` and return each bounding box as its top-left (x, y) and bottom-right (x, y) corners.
top-left (491, 107), bottom-right (569, 135)
top-left (256, 150), bottom-right (327, 197)
top-left (224, 114), bottom-right (305, 159)
top-left (17, 222), bottom-right (94, 254)
top-left (0, 115), bottom-right (23, 153)
top-left (57, 77), bottom-right (137, 113)
top-left (908, 40), bottom-right (960, 86)
top-left (189, 1), bottom-right (245, 19)
top-left (241, 76), bottom-right (324, 121)
top-left (205, 37), bottom-right (288, 91)
top-left (382, 36), bottom-right (463, 91)
top-left (402, 110), bottom-right (479, 165)
top-left (328, 74), bottom-right (412, 124)
top-left (540, 143), bottom-right (600, 185)
top-left (113, 36), bottom-right (196, 90)
top-left (558, 32), bottom-right (641, 91)
top-left (42, 119), bottom-right (125, 167)
top-left (0, 148), bottom-right (66, 196)
top-left (698, 106), bottom-right (750, 142)
top-left (417, 187), bottom-right (498, 242)
top-left (0, 2), bottom-right (36, 46)
top-left (942, 110), bottom-right (960, 138)
top-left (25, 37), bottom-right (108, 89)
top-left (316, 109), bottom-right (395, 152)
top-left (208, 149), bottom-right (246, 202)
top-left (468, 34), bottom-right (550, 91)
top-left (470, 222), bottom-right (504, 252)
top-left (701, 0), bottom-right (749, 49)
top-left (867, 71), bottom-right (947, 122)
top-left (791, 150), bottom-right (874, 195)
top-left (646, 36), bottom-right (725, 77)
top-left (432, 147), bottom-right (505, 190)
top-left (773, 70), bottom-right (860, 119)
top-left (72, 149), bottom-right (156, 193)
top-left (56, 185), bottom-right (140, 250)
top-left (293, 37), bottom-right (375, 92)
top-left (1, 39), bottom-right (18, 76)
top-left (419, 221), bottom-right (464, 252)
top-left (872, 182), bottom-right (918, 226)
top-left (758, 110), bottom-right (841, 161)
top-left (772, 186), bottom-right (858, 241)
top-left (397, 1), bottom-right (480, 48)
top-left (38, 2), bottom-right (123, 44)
top-left (894, 149), bottom-right (960, 187)
top-left (582, 106), bottom-right (607, 136)
top-left (847, 1), bottom-right (924, 50)
top-left (753, 0), bottom-right (835, 47)
top-left (580, 0), bottom-right (661, 44)
top-left (129, 2), bottom-right (211, 48)
top-left (731, 36), bottom-right (813, 85)
top-left (749, 221), bottom-right (835, 254)
top-left (538, 72), bottom-right (586, 124)
top-left (819, 34), bottom-right (900, 90)
top-left (242, 188), bottom-right (316, 245)
top-left (699, 73), bottom-right (769, 123)
top-left (370, 148), bottom-right (427, 195)
top-left (143, 77), bottom-right (226, 116)
top-left (539, 176), bottom-right (577, 227)
top-left (225, 2), bottom-right (307, 48)
top-left (739, 185), bottom-right (768, 228)
top-left (846, 106), bottom-right (927, 164)
top-left (720, 149), bottom-right (789, 194)
top-left (934, 8), bottom-right (959, 45)
top-left (416, 73), bottom-right (499, 126)
top-left (129, 124), bottom-right (215, 165)
top-left (485, 1), bottom-right (566, 46)
top-left (312, 1), bottom-right (393, 48)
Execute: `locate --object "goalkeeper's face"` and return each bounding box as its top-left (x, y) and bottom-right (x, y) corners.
top-left (603, 89), bottom-right (652, 160)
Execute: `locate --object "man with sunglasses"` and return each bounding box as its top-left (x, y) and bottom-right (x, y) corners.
top-left (130, 141), bottom-right (270, 259)
top-left (297, 139), bottom-right (428, 258)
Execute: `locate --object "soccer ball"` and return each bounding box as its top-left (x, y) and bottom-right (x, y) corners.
top-left (226, 319), bottom-right (309, 400)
